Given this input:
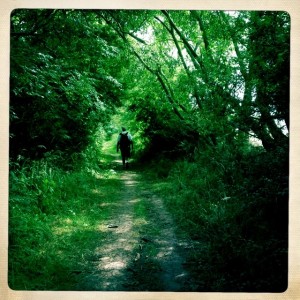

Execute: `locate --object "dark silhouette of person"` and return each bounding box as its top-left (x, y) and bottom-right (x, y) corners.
top-left (117, 127), bottom-right (133, 169)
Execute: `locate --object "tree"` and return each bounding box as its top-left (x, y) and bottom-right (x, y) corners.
top-left (10, 10), bottom-right (290, 159)
top-left (104, 10), bottom-right (289, 154)
top-left (9, 9), bottom-right (289, 291)
top-left (219, 11), bottom-right (289, 151)
top-left (10, 9), bottom-right (125, 161)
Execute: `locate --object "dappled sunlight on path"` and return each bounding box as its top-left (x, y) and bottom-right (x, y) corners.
top-left (77, 163), bottom-right (190, 291)
top-left (150, 195), bottom-right (187, 290)
top-left (78, 172), bottom-right (140, 290)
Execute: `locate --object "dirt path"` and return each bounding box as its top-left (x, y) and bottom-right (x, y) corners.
top-left (77, 158), bottom-right (190, 291)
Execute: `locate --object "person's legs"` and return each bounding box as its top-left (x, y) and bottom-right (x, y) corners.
top-left (125, 147), bottom-right (130, 169)
top-left (121, 150), bottom-right (126, 168)
top-left (121, 146), bottom-right (131, 169)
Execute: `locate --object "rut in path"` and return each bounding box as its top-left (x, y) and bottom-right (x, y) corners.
top-left (78, 167), bottom-right (190, 291)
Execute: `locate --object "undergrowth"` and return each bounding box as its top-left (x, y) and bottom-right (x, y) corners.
top-left (8, 147), bottom-right (122, 290)
top-left (8, 131), bottom-right (288, 292)
top-left (144, 142), bottom-right (288, 292)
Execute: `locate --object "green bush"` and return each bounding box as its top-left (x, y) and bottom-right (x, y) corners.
top-left (8, 150), bottom-right (122, 290)
top-left (154, 142), bottom-right (288, 292)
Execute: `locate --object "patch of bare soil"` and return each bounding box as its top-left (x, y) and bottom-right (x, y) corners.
top-left (77, 166), bottom-right (193, 291)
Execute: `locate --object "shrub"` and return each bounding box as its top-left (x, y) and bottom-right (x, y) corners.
top-left (156, 142), bottom-right (288, 291)
top-left (8, 147), bottom-right (122, 290)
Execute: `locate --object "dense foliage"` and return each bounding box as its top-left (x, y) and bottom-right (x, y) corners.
top-left (10, 10), bottom-right (125, 161)
top-left (9, 9), bottom-right (289, 291)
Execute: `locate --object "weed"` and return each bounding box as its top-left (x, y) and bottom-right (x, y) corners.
top-left (142, 143), bottom-right (288, 292)
top-left (8, 154), bottom-right (123, 290)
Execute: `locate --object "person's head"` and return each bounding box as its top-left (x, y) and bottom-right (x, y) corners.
top-left (122, 127), bottom-right (126, 132)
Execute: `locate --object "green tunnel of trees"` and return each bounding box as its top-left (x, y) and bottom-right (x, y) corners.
top-left (9, 9), bottom-right (289, 292)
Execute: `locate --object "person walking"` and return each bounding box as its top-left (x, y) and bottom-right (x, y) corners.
top-left (117, 127), bottom-right (133, 169)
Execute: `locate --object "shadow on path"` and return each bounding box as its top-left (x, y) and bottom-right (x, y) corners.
top-left (77, 156), bottom-right (191, 291)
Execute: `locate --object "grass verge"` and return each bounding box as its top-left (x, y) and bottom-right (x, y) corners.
top-left (138, 149), bottom-right (288, 292)
top-left (9, 158), bottom-right (123, 290)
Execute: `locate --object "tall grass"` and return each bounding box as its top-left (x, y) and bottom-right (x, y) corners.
top-left (147, 142), bottom-right (288, 292)
top-left (8, 146), bottom-right (122, 290)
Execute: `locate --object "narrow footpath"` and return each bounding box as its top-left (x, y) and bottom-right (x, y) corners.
top-left (77, 154), bottom-right (191, 291)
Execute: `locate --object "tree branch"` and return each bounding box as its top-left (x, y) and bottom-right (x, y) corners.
top-left (190, 11), bottom-right (215, 64)
top-left (127, 31), bottom-right (148, 45)
top-left (218, 11), bottom-right (249, 81)
top-left (161, 10), bottom-right (203, 73)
